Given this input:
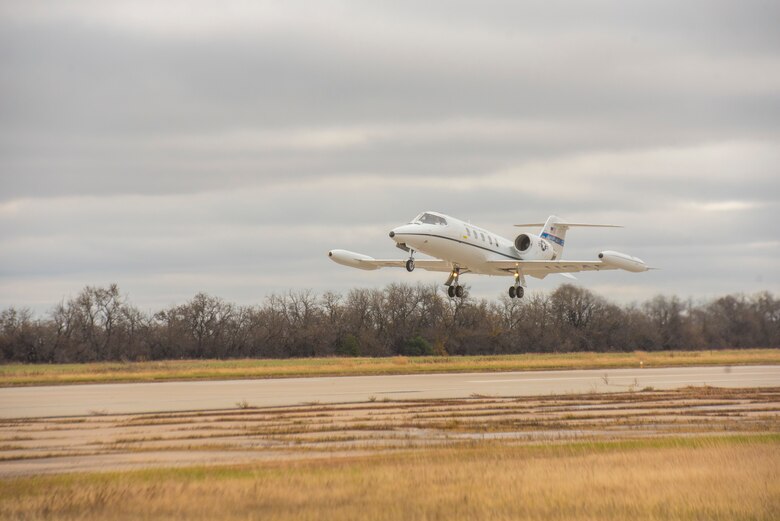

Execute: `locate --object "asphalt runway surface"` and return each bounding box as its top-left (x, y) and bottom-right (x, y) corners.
top-left (2, 365), bottom-right (779, 419)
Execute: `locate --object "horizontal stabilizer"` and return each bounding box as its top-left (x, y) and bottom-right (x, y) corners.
top-left (514, 222), bottom-right (622, 228)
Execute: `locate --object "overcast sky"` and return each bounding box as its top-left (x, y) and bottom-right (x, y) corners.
top-left (1, 0), bottom-right (779, 313)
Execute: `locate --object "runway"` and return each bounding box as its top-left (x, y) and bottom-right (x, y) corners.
top-left (2, 365), bottom-right (779, 418)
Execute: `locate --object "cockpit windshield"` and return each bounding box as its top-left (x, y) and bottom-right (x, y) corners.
top-left (413, 212), bottom-right (447, 226)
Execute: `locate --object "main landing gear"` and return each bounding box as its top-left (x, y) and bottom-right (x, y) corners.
top-left (448, 285), bottom-right (464, 298)
top-left (508, 271), bottom-right (525, 299)
top-left (508, 286), bottom-right (524, 299)
top-left (446, 269), bottom-right (464, 299)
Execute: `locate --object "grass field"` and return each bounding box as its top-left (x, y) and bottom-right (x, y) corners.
top-left (1, 436), bottom-right (777, 520)
top-left (2, 348), bottom-right (779, 386)
top-left (2, 386), bottom-right (778, 519)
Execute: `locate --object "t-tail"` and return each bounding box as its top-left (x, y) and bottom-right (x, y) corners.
top-left (539, 215), bottom-right (567, 258)
top-left (515, 215), bottom-right (622, 259)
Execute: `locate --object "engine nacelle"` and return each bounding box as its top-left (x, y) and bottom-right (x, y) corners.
top-left (514, 233), bottom-right (555, 260)
top-left (328, 249), bottom-right (379, 270)
top-left (598, 250), bottom-right (648, 272)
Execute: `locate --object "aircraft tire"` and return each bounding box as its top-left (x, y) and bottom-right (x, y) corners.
top-left (447, 285), bottom-right (456, 298)
top-left (508, 286), bottom-right (516, 298)
top-left (455, 285), bottom-right (464, 298)
top-left (405, 259), bottom-right (415, 272)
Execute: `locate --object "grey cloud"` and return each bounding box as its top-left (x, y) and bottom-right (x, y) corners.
top-left (1, 1), bottom-right (779, 312)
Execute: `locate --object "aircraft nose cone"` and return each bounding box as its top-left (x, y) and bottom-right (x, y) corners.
top-left (389, 230), bottom-right (395, 238)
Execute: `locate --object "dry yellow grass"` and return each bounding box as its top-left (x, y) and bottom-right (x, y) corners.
top-left (1, 437), bottom-right (777, 520)
top-left (2, 348), bottom-right (779, 386)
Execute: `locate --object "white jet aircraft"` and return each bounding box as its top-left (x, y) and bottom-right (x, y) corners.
top-left (328, 212), bottom-right (650, 298)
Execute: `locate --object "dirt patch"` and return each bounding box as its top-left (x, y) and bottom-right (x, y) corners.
top-left (1, 386), bottom-right (778, 477)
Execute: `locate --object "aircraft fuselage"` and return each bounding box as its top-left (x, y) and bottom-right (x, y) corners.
top-left (389, 212), bottom-right (517, 275)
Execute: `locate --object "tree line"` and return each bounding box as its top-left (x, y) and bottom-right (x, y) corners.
top-left (1, 283), bottom-right (778, 363)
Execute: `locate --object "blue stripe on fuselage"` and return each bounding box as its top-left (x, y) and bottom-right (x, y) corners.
top-left (392, 232), bottom-right (522, 260)
top-left (541, 232), bottom-right (564, 246)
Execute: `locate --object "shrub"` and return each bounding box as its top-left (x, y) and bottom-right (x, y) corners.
top-left (336, 334), bottom-right (361, 357)
top-left (401, 335), bottom-right (434, 356)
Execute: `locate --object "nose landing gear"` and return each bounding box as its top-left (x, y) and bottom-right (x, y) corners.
top-left (405, 251), bottom-right (415, 272)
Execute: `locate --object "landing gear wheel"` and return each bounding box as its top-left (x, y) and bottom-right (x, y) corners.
top-left (447, 285), bottom-right (456, 298)
top-left (454, 285), bottom-right (464, 298)
top-left (508, 286), bottom-right (516, 299)
top-left (405, 259), bottom-right (415, 272)
top-left (516, 286), bottom-right (524, 299)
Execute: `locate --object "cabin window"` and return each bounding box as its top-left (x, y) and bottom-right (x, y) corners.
top-left (465, 228), bottom-right (471, 237)
top-left (480, 232), bottom-right (485, 242)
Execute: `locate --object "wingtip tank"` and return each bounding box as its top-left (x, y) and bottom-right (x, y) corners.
top-left (598, 250), bottom-right (649, 272)
top-left (328, 249), bottom-right (380, 270)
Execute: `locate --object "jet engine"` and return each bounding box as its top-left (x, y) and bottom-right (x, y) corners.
top-left (514, 233), bottom-right (555, 260)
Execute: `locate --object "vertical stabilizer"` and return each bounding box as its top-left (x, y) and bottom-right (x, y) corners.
top-left (540, 215), bottom-right (567, 258)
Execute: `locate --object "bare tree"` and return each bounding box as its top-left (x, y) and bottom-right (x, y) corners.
top-left (1, 283), bottom-right (778, 362)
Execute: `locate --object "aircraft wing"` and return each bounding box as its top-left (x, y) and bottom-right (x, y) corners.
top-left (362, 259), bottom-right (454, 272)
top-left (486, 259), bottom-right (617, 279)
top-left (328, 250), bottom-right (454, 272)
